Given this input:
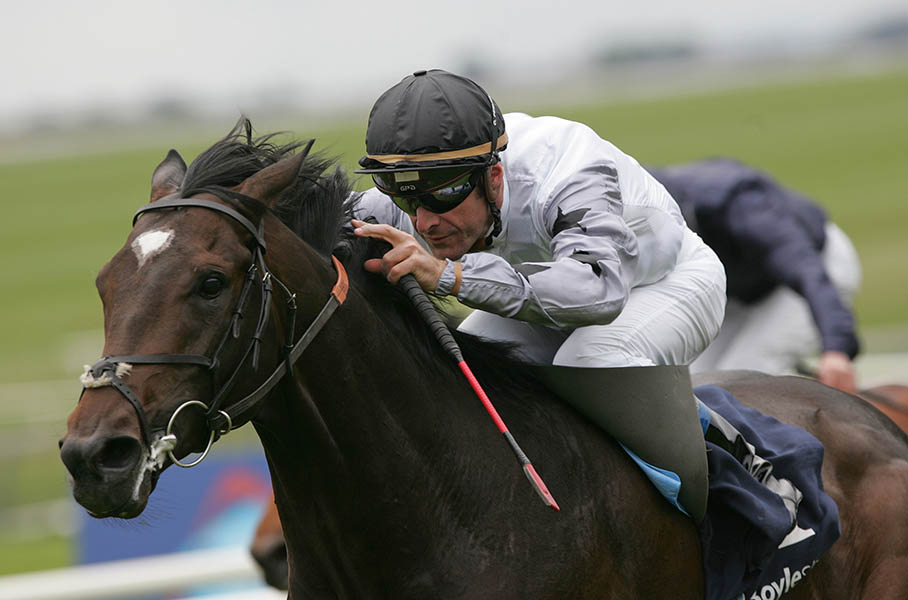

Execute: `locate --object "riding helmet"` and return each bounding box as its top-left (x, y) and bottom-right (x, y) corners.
top-left (356, 69), bottom-right (508, 174)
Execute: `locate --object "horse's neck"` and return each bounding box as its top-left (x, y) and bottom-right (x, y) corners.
top-left (265, 241), bottom-right (474, 455)
top-left (261, 282), bottom-right (477, 475)
top-left (256, 281), bottom-right (496, 592)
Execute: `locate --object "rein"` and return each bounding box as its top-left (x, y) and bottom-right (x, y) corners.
top-left (81, 190), bottom-right (348, 468)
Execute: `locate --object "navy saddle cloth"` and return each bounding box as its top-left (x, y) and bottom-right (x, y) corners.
top-left (694, 384), bottom-right (841, 600)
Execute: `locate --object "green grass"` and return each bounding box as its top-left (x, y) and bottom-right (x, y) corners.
top-left (0, 535), bottom-right (71, 576)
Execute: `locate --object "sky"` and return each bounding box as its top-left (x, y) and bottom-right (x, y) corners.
top-left (1, 0), bottom-right (905, 132)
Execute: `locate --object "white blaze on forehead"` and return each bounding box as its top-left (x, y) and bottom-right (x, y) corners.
top-left (132, 229), bottom-right (174, 267)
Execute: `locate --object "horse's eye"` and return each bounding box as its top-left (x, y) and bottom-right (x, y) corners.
top-left (199, 275), bottom-right (225, 298)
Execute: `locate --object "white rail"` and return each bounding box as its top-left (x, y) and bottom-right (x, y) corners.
top-left (0, 546), bottom-right (284, 600)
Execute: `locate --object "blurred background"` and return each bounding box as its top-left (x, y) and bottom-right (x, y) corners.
top-left (1, 0), bottom-right (906, 596)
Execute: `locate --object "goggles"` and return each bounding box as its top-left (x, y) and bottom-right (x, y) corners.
top-left (372, 167), bottom-right (482, 216)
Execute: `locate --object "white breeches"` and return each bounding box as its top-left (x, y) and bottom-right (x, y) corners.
top-left (458, 228), bottom-right (727, 367)
top-left (689, 223), bottom-right (861, 375)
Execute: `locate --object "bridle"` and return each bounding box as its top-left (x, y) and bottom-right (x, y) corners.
top-left (80, 189), bottom-right (348, 468)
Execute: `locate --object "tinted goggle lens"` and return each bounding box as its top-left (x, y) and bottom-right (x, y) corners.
top-left (372, 169), bottom-right (480, 216)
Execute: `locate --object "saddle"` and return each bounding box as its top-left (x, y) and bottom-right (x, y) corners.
top-left (534, 366), bottom-right (840, 600)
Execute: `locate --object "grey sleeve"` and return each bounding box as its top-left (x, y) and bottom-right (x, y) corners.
top-left (457, 165), bottom-right (642, 328)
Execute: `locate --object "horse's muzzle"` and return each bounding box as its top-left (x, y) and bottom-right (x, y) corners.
top-left (59, 433), bottom-right (148, 517)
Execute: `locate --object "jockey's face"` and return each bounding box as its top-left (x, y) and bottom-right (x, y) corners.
top-left (410, 164), bottom-right (502, 260)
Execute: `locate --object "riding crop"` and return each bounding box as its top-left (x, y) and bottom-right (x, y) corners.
top-left (399, 274), bottom-right (560, 511)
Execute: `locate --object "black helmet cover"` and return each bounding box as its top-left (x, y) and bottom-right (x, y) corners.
top-left (357, 69), bottom-right (507, 173)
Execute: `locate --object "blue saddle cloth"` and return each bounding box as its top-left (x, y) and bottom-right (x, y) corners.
top-left (694, 385), bottom-right (841, 600)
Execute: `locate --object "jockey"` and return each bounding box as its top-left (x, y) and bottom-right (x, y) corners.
top-left (647, 158), bottom-right (862, 393)
top-left (350, 69), bottom-right (727, 522)
top-left (352, 69), bottom-right (727, 370)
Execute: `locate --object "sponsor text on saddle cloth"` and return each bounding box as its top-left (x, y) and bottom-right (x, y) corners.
top-left (538, 366), bottom-right (840, 600)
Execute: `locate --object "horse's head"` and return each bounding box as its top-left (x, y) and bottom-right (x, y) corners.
top-left (59, 144), bottom-right (309, 519)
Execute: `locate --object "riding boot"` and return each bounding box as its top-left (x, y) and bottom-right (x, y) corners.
top-left (536, 365), bottom-right (709, 523)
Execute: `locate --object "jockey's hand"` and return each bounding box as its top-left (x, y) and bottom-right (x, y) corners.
top-left (352, 219), bottom-right (446, 290)
top-left (818, 350), bottom-right (857, 394)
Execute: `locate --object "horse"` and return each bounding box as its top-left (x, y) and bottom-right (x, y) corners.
top-left (246, 385), bottom-right (908, 592)
top-left (60, 125), bottom-right (908, 599)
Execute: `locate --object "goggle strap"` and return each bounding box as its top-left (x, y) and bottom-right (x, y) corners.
top-left (484, 170), bottom-right (501, 247)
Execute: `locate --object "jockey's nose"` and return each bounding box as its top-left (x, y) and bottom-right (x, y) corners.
top-left (414, 205), bottom-right (442, 233)
top-left (60, 434), bottom-right (143, 482)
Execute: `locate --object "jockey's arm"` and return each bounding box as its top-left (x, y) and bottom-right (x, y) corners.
top-left (353, 165), bottom-right (685, 329)
top-left (455, 176), bottom-right (644, 327)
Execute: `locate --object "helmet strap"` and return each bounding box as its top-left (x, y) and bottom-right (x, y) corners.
top-left (485, 203), bottom-right (501, 249)
top-left (466, 169), bottom-right (502, 253)
top-left (483, 93), bottom-right (502, 247)
top-left (482, 168), bottom-right (502, 248)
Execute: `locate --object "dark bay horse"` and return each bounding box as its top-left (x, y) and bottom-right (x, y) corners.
top-left (60, 126), bottom-right (908, 599)
top-left (248, 385), bottom-right (908, 592)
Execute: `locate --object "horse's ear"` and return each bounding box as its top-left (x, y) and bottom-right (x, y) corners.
top-left (235, 152), bottom-right (305, 208)
top-left (150, 149), bottom-right (187, 202)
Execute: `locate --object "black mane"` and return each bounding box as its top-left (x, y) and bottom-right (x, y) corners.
top-left (182, 119), bottom-right (307, 195)
top-left (184, 121), bottom-right (540, 393)
top-left (178, 118), bottom-right (353, 254)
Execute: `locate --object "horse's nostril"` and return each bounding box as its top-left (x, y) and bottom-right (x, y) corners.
top-left (61, 438), bottom-right (92, 480)
top-left (96, 436), bottom-right (142, 471)
top-left (60, 435), bottom-right (143, 481)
